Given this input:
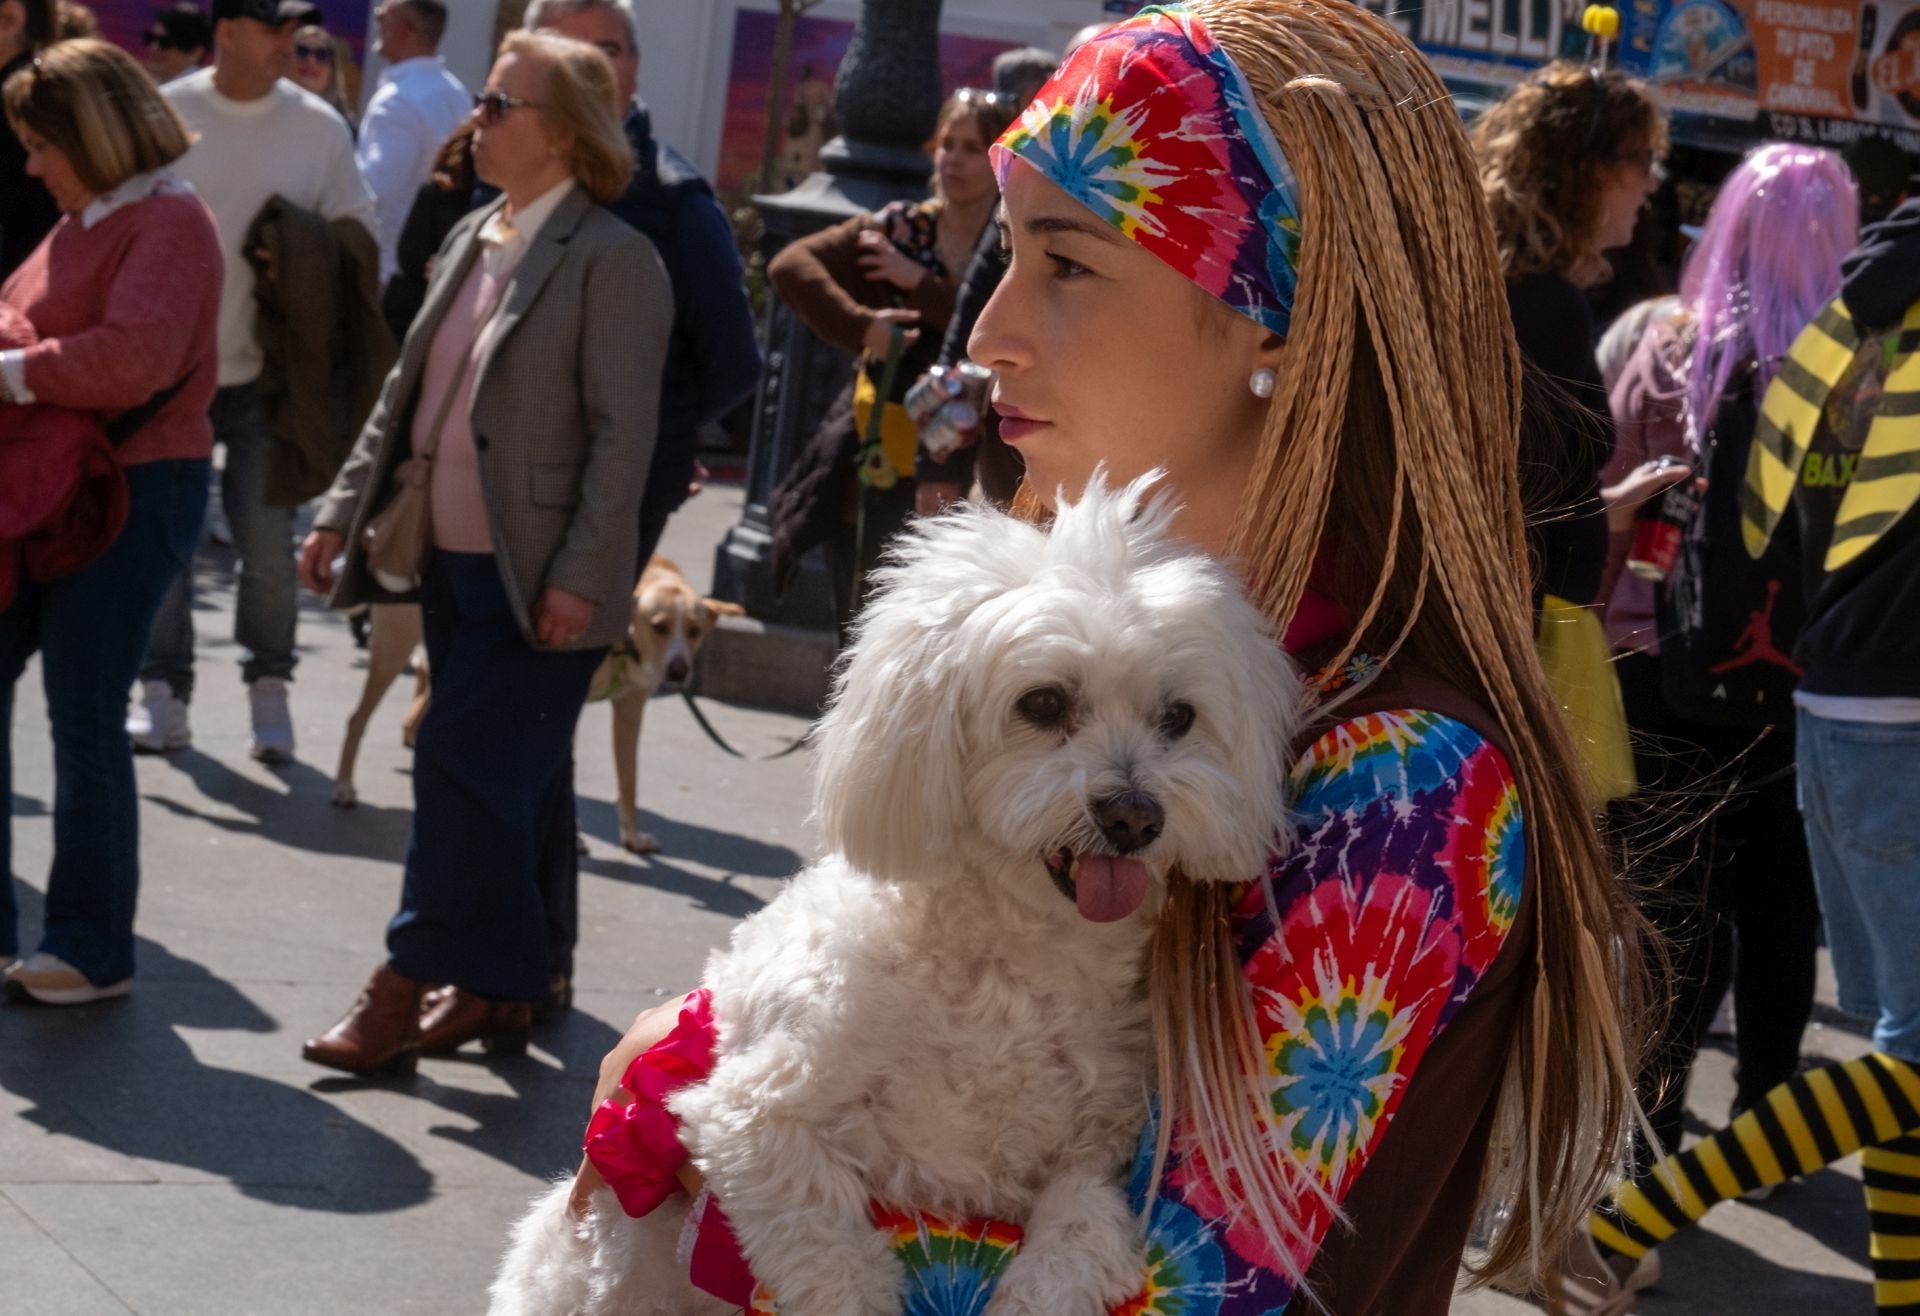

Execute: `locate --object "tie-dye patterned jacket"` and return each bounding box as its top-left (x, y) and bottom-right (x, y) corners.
top-left (826, 707), bottom-right (1528, 1316)
top-left (596, 704), bottom-right (1529, 1315)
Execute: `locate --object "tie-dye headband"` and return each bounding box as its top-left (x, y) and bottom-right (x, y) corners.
top-left (990, 4), bottom-right (1301, 338)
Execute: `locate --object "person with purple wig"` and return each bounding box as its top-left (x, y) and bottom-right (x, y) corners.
top-left (1554, 142), bottom-right (1861, 1314)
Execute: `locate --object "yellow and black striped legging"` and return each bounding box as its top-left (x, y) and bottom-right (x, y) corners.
top-left (1591, 1052), bottom-right (1920, 1310)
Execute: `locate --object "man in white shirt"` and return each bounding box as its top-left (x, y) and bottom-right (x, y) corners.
top-left (129, 0), bottom-right (376, 762)
top-left (357, 1), bottom-right (469, 284)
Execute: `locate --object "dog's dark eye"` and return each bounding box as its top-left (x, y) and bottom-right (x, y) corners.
top-left (652, 618), bottom-right (671, 635)
top-left (1016, 686), bottom-right (1069, 728)
top-left (1160, 701), bottom-right (1196, 740)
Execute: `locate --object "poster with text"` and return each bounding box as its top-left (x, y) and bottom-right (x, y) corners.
top-left (1366, 0), bottom-right (1920, 148)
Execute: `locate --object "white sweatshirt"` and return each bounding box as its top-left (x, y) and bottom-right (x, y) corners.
top-left (164, 69), bottom-right (377, 387)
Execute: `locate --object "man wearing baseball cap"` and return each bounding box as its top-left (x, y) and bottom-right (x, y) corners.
top-left (130, 0), bottom-right (375, 761)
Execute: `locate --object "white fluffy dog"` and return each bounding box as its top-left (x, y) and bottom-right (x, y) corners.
top-left (491, 475), bottom-right (1301, 1316)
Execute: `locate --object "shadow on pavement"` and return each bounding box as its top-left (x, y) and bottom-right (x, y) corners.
top-left (575, 798), bottom-right (799, 884)
top-left (0, 900), bottom-right (433, 1214)
top-left (427, 1009), bottom-right (625, 1181)
top-left (306, 1007), bottom-right (625, 1182)
top-left (1639, 1202), bottom-right (1874, 1310)
top-left (1747, 1165), bottom-right (1878, 1273)
top-left (579, 848), bottom-right (773, 920)
top-left (144, 749), bottom-right (413, 863)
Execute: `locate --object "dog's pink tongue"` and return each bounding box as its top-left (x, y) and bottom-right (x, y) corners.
top-left (1075, 854), bottom-right (1149, 923)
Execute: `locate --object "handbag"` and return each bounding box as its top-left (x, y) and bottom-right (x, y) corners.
top-left (361, 277), bottom-right (504, 589)
top-left (362, 454), bottom-right (434, 589)
top-left (851, 327), bottom-right (916, 492)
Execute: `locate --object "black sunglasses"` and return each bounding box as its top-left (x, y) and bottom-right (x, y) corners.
top-left (142, 30), bottom-right (178, 50)
top-left (295, 42), bottom-right (334, 63)
top-left (473, 90), bottom-right (545, 125)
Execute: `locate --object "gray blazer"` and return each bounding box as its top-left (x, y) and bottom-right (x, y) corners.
top-left (315, 186), bottom-right (673, 651)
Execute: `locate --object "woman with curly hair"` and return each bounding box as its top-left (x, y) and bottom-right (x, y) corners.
top-left (1472, 63), bottom-right (1667, 803)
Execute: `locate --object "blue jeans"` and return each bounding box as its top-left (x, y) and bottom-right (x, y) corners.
top-left (1797, 707), bottom-right (1920, 1065)
top-left (386, 552), bottom-right (605, 1002)
top-left (1, 459), bottom-right (209, 982)
top-left (141, 383), bottom-right (296, 697)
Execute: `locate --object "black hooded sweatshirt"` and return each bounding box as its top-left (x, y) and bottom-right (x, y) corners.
top-left (1792, 197), bottom-right (1920, 699)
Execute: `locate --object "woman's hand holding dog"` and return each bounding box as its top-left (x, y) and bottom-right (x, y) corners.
top-left (298, 529), bottom-right (344, 596)
top-left (569, 996), bottom-right (701, 1218)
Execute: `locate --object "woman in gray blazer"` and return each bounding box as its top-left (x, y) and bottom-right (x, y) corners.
top-left (296, 31), bottom-right (671, 1076)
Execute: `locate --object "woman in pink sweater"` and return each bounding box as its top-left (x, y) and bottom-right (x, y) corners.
top-left (0, 40), bottom-right (222, 1006)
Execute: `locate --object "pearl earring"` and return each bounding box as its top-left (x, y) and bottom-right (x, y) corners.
top-left (1249, 368), bottom-right (1277, 399)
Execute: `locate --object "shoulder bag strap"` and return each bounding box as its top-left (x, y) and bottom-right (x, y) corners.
top-left (104, 373), bottom-right (193, 448)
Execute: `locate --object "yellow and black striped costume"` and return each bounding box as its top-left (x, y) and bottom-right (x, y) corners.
top-left (1581, 292), bottom-right (1920, 1312)
top-left (1744, 296), bottom-right (1920, 569)
top-left (1591, 1053), bottom-right (1920, 1310)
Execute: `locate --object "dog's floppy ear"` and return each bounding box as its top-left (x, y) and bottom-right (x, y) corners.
top-left (811, 506), bottom-right (1038, 879)
top-left (811, 625), bottom-right (969, 879)
top-left (704, 598), bottom-right (747, 619)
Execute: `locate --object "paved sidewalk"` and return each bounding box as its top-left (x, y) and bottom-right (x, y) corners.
top-left (2, 483), bottom-right (1879, 1314)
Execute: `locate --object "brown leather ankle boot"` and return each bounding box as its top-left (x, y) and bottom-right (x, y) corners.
top-left (418, 987), bottom-right (533, 1056)
top-left (302, 965), bottom-right (425, 1076)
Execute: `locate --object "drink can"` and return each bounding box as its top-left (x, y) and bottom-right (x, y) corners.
top-left (904, 366), bottom-right (965, 430)
top-left (908, 362), bottom-right (997, 462)
top-left (1626, 476), bottom-right (1700, 582)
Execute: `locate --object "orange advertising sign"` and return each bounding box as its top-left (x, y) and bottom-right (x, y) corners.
top-left (1753, 0), bottom-right (1859, 115)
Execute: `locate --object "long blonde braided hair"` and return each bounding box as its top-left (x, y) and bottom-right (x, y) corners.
top-left (1126, 0), bottom-right (1650, 1291)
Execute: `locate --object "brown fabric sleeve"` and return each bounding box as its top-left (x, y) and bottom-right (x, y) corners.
top-left (766, 215), bottom-right (883, 355)
top-left (902, 267), bottom-right (958, 339)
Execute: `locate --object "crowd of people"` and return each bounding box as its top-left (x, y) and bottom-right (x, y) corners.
top-left (3, 0), bottom-right (1920, 1310)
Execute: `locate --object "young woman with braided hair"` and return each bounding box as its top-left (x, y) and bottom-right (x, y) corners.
top-left (568, 3), bottom-right (1650, 1310)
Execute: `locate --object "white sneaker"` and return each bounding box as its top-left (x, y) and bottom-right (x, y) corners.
top-left (248, 677), bottom-right (295, 763)
top-left (126, 679), bottom-right (190, 752)
top-left (206, 502), bottom-right (232, 548)
top-left (3, 952), bottom-right (131, 1005)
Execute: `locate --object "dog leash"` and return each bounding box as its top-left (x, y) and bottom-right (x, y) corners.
top-left (679, 691), bottom-right (812, 761)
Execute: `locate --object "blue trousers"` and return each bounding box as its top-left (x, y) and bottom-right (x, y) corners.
top-left (1, 459), bottom-right (209, 982)
top-left (1798, 707), bottom-right (1920, 1065)
top-left (142, 383), bottom-right (297, 697)
top-left (386, 551), bottom-right (604, 1003)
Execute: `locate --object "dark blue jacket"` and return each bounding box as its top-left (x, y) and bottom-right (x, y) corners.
top-left (610, 105), bottom-right (762, 527)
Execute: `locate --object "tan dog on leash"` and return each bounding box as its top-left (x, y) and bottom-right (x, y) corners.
top-left (329, 559), bottom-right (741, 855)
top-left (331, 604), bottom-right (428, 809)
top-left (586, 556), bottom-right (743, 854)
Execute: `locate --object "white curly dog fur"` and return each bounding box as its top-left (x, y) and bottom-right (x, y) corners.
top-left (490, 474), bottom-right (1301, 1316)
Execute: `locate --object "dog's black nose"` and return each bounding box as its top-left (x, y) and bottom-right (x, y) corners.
top-left (665, 658), bottom-right (690, 686)
top-left (1093, 791), bottom-right (1164, 854)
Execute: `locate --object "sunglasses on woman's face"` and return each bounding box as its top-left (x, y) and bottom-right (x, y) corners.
top-left (473, 90), bottom-right (544, 126)
top-left (295, 43), bottom-right (334, 63)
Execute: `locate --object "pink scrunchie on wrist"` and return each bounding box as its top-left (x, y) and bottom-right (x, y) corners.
top-left (581, 989), bottom-right (718, 1218)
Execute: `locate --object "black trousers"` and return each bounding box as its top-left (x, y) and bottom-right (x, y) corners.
top-left (387, 551), bottom-right (605, 1003)
top-left (1612, 651), bottom-right (1821, 1158)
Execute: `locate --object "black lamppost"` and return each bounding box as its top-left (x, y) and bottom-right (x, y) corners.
top-left (712, 0), bottom-right (945, 630)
